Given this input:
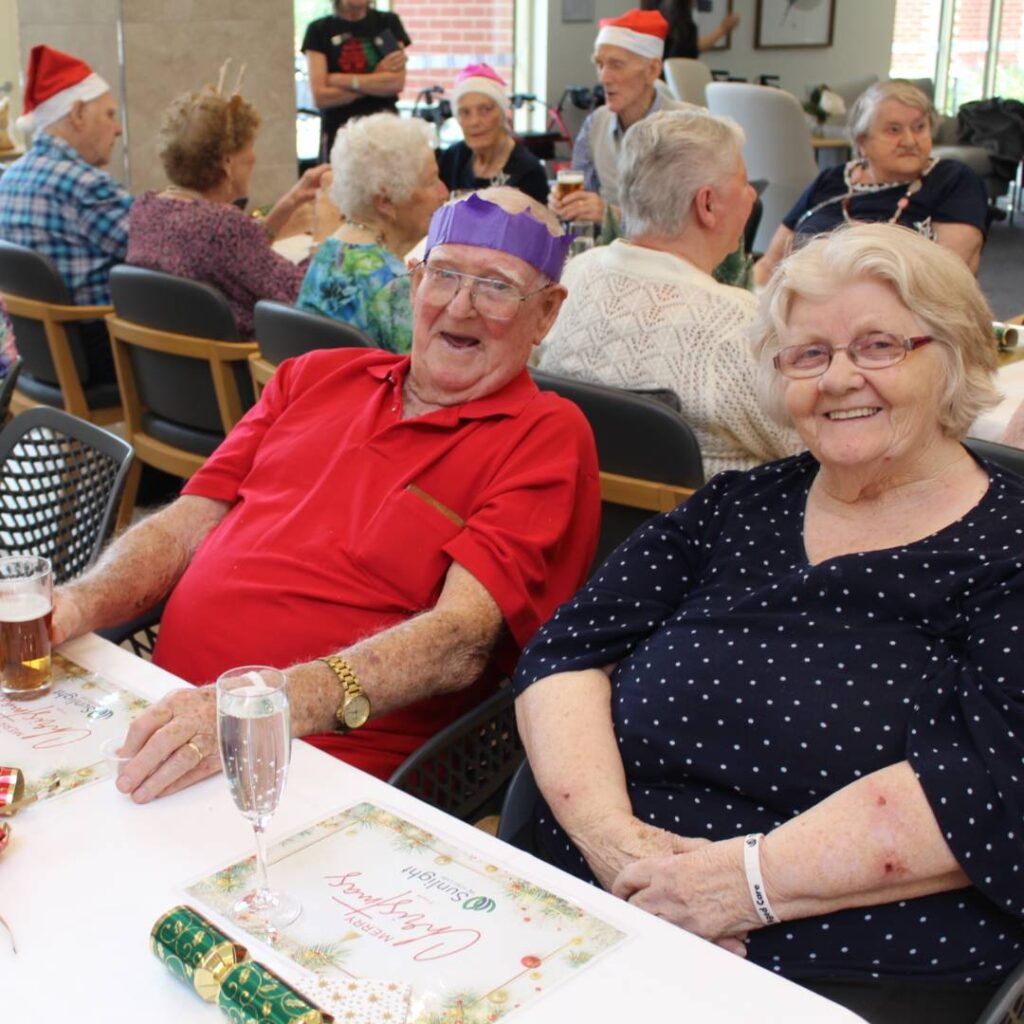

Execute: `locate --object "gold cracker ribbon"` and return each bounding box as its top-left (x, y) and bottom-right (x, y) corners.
top-left (151, 907), bottom-right (332, 1023)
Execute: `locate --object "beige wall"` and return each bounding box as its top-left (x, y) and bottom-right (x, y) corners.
top-left (0, 0), bottom-right (22, 130)
top-left (121, 0), bottom-right (297, 207)
top-left (12, 0), bottom-right (297, 206)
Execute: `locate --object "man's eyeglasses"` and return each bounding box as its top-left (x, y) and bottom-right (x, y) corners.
top-left (413, 263), bottom-right (551, 321)
top-left (773, 333), bottom-right (935, 379)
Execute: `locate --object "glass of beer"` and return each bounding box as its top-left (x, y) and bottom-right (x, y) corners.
top-left (0, 556), bottom-right (53, 699)
top-left (555, 169), bottom-right (585, 202)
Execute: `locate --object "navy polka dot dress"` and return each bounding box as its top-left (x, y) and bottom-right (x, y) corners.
top-left (514, 451), bottom-right (1024, 984)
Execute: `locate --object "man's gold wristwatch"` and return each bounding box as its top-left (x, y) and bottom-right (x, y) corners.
top-left (319, 655), bottom-right (371, 733)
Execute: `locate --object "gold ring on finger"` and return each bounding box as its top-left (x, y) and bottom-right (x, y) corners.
top-left (185, 740), bottom-right (204, 764)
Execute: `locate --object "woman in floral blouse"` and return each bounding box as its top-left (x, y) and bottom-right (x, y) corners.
top-left (296, 113), bottom-right (448, 353)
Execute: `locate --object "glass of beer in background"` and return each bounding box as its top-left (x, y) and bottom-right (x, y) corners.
top-left (555, 168), bottom-right (585, 203)
top-left (0, 556), bottom-right (53, 699)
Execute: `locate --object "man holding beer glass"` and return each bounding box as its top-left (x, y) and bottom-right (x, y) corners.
top-left (549, 8), bottom-right (691, 228)
top-left (52, 188), bottom-right (600, 803)
top-left (0, 557), bottom-right (53, 698)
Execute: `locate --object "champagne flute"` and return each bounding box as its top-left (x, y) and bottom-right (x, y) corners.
top-left (216, 666), bottom-right (301, 933)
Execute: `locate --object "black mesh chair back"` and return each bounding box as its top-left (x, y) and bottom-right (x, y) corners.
top-left (530, 368), bottom-right (705, 567)
top-left (253, 300), bottom-right (374, 364)
top-left (964, 437), bottom-right (1024, 478)
top-left (109, 266), bottom-right (253, 441)
top-left (0, 240), bottom-right (105, 399)
top-left (388, 688), bottom-right (524, 822)
top-left (0, 407), bottom-right (133, 583)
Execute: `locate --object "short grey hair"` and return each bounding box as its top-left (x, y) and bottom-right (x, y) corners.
top-left (329, 113), bottom-right (437, 221)
top-left (847, 79), bottom-right (935, 151)
top-left (752, 222), bottom-right (1000, 439)
top-left (618, 109), bottom-right (745, 238)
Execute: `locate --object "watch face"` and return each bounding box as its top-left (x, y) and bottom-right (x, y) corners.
top-left (343, 694), bottom-right (371, 729)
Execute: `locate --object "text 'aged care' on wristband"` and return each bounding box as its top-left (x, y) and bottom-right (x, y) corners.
top-left (743, 833), bottom-right (780, 926)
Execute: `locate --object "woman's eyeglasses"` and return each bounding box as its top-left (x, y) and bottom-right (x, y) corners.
top-left (773, 333), bottom-right (934, 379)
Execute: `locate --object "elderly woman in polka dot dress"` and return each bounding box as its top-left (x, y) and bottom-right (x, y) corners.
top-left (513, 222), bottom-right (1023, 1024)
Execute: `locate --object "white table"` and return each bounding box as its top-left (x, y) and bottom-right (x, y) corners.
top-left (2, 635), bottom-right (864, 1023)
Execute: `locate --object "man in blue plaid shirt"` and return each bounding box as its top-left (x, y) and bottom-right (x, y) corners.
top-left (0, 45), bottom-right (132, 382)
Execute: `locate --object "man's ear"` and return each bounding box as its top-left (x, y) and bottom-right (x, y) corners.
top-left (533, 283), bottom-right (568, 345)
top-left (67, 100), bottom-right (88, 129)
top-left (693, 184), bottom-right (716, 230)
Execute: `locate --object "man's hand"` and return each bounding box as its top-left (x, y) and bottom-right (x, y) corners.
top-left (114, 686), bottom-right (220, 803)
top-left (548, 187), bottom-right (605, 226)
top-left (51, 591), bottom-right (85, 646)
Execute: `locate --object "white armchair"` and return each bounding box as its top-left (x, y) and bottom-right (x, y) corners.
top-left (705, 82), bottom-right (817, 253)
top-left (664, 58), bottom-right (712, 107)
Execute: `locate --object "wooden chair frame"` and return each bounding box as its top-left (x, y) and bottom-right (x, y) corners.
top-left (0, 292), bottom-right (120, 425)
top-left (248, 351), bottom-right (276, 398)
top-left (599, 471), bottom-right (695, 513)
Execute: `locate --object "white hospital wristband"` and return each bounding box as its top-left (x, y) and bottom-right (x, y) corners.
top-left (743, 833), bottom-right (780, 926)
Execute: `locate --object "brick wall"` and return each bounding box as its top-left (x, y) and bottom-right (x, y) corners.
top-left (398, 1), bottom-right (515, 105)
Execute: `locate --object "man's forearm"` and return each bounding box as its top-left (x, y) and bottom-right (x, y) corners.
top-left (57, 495), bottom-right (229, 638)
top-left (286, 562), bottom-right (503, 737)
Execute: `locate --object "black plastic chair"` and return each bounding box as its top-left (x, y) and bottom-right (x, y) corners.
top-left (744, 195), bottom-right (764, 256)
top-left (976, 960), bottom-right (1024, 1024)
top-left (0, 356), bottom-right (23, 422)
top-left (964, 437), bottom-right (1024, 477)
top-left (0, 241), bottom-right (121, 423)
top-left (106, 267), bottom-right (258, 509)
top-left (0, 407), bottom-right (133, 584)
top-left (496, 758), bottom-right (540, 854)
top-left (253, 300), bottom-right (373, 364)
top-left (530, 368), bottom-right (705, 569)
top-left (388, 687), bottom-right (524, 823)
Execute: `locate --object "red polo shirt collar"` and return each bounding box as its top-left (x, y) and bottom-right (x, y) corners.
top-left (366, 356), bottom-right (539, 423)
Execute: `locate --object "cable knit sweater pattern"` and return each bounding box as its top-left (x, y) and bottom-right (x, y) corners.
top-left (537, 241), bottom-right (803, 477)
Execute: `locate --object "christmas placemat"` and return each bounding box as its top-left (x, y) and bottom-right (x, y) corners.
top-left (186, 802), bottom-right (628, 1023)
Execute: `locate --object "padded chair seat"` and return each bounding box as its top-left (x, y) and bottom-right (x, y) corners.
top-left (140, 412), bottom-right (224, 457)
top-left (16, 372), bottom-right (121, 412)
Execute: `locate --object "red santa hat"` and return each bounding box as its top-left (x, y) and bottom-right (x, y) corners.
top-left (17, 45), bottom-right (111, 135)
top-left (595, 9), bottom-right (669, 60)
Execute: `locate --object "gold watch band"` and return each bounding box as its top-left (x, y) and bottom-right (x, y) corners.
top-left (319, 655), bottom-right (370, 732)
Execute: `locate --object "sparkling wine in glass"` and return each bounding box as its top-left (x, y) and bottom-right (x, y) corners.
top-left (216, 666), bottom-right (301, 934)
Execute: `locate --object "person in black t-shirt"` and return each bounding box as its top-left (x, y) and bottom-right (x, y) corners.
top-left (438, 64), bottom-right (549, 205)
top-left (302, 1), bottom-right (410, 157)
top-left (639, 0), bottom-right (739, 59)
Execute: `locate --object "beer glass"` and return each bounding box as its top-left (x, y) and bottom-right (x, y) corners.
top-left (0, 556), bottom-right (53, 698)
top-left (554, 168), bottom-right (585, 202)
top-left (217, 666), bottom-right (301, 935)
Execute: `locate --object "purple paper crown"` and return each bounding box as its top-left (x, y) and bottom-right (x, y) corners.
top-left (425, 193), bottom-right (572, 281)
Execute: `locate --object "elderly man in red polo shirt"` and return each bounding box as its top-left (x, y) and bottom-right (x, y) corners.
top-left (54, 187), bottom-right (600, 802)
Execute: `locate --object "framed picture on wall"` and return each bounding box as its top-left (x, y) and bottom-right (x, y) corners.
top-left (693, 0), bottom-right (735, 52)
top-left (755, 0), bottom-right (836, 49)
